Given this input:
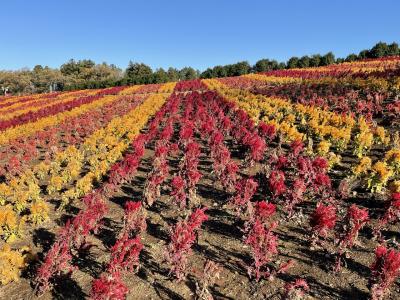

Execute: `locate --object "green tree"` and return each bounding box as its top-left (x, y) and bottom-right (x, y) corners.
top-left (370, 42), bottom-right (389, 58)
top-left (387, 42), bottom-right (400, 56)
top-left (320, 52), bottom-right (335, 66)
top-left (286, 57), bottom-right (299, 68)
top-left (213, 65), bottom-right (228, 77)
top-left (253, 59), bottom-right (279, 72)
top-left (309, 55), bottom-right (321, 67)
top-left (167, 67), bottom-right (180, 81)
top-left (278, 62), bottom-right (286, 69)
top-left (200, 68), bottom-right (215, 79)
top-left (345, 53), bottom-right (358, 62)
top-left (179, 67), bottom-right (198, 80)
top-left (298, 56), bottom-right (310, 68)
top-left (60, 59), bottom-right (81, 76)
top-left (358, 50), bottom-right (369, 59)
top-left (227, 61), bottom-right (251, 76)
top-left (125, 62), bottom-right (153, 84)
top-left (152, 68), bottom-right (169, 83)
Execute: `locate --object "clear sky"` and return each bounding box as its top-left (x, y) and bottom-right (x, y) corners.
top-left (0, 0), bottom-right (399, 71)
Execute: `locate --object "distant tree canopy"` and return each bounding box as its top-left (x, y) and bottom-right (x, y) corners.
top-left (1, 41), bottom-right (399, 95)
top-left (200, 61), bottom-right (252, 79)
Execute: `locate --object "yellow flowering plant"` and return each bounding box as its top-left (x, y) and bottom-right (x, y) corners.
top-left (352, 156), bottom-right (372, 178)
top-left (0, 244), bottom-right (30, 285)
top-left (29, 199), bottom-right (50, 225)
top-left (0, 206), bottom-right (25, 242)
top-left (368, 161), bottom-right (394, 193)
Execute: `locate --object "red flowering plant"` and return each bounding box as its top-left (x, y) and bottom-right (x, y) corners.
top-left (5, 155), bottom-right (23, 176)
top-left (243, 132), bottom-right (266, 166)
top-left (370, 245), bottom-right (400, 300)
top-left (221, 115), bottom-right (233, 135)
top-left (107, 235), bottom-right (143, 274)
top-left (131, 134), bottom-right (146, 157)
top-left (35, 221), bottom-right (76, 295)
top-left (72, 192), bottom-right (108, 249)
top-left (90, 271), bottom-right (128, 300)
top-left (334, 204), bottom-right (369, 272)
top-left (144, 144), bottom-right (170, 207)
top-left (210, 132), bottom-right (224, 156)
top-left (374, 192), bottom-right (400, 239)
top-left (245, 219), bottom-right (279, 281)
top-left (283, 278), bottom-right (310, 300)
top-left (186, 170), bottom-right (202, 203)
top-left (312, 157), bottom-right (329, 172)
top-left (313, 171), bottom-right (332, 192)
top-left (258, 121), bottom-right (276, 142)
top-left (268, 170), bottom-right (286, 199)
top-left (284, 178), bottom-right (307, 218)
top-left (220, 160), bottom-right (239, 192)
top-left (120, 201), bottom-right (147, 238)
top-left (180, 142), bottom-right (203, 205)
top-left (309, 203), bottom-right (337, 247)
top-left (297, 156), bottom-right (314, 183)
top-left (179, 120), bottom-right (194, 147)
top-left (229, 178), bottom-right (258, 217)
top-left (165, 208), bottom-right (208, 281)
top-left (90, 198), bottom-right (146, 299)
top-left (275, 155), bottom-right (289, 170)
top-left (245, 200), bottom-right (276, 232)
top-left (232, 125), bottom-right (249, 145)
top-left (199, 117), bottom-right (216, 140)
top-left (289, 140), bottom-right (304, 159)
top-left (210, 142), bottom-right (238, 192)
top-left (181, 142), bottom-right (201, 171)
top-left (108, 163), bottom-right (130, 187)
top-left (169, 142), bottom-right (180, 156)
top-left (170, 176), bottom-right (187, 209)
top-left (35, 191), bottom-right (108, 295)
top-left (159, 121), bottom-right (174, 145)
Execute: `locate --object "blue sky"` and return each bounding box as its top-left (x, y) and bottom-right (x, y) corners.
top-left (0, 0), bottom-right (399, 71)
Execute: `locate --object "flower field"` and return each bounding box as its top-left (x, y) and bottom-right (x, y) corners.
top-left (0, 56), bottom-right (400, 300)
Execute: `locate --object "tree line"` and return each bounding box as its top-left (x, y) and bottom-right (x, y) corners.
top-left (0, 41), bottom-right (399, 95)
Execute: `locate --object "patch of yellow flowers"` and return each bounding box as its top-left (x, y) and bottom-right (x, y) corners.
top-left (0, 244), bottom-right (30, 285)
top-left (0, 206), bottom-right (25, 242)
top-left (368, 161), bottom-right (394, 193)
